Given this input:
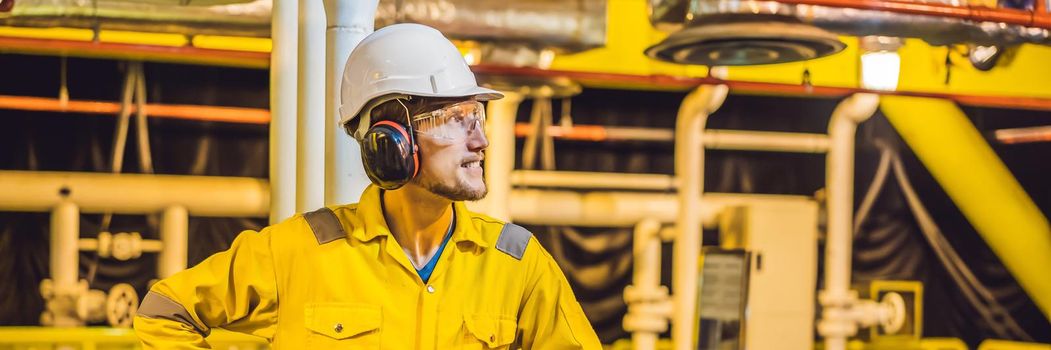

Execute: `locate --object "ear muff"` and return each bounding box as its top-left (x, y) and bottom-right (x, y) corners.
top-left (360, 120), bottom-right (419, 190)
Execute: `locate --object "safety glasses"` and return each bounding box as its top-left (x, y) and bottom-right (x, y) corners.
top-left (410, 100), bottom-right (486, 142)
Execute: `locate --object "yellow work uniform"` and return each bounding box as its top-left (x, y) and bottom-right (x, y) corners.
top-left (134, 185), bottom-right (602, 349)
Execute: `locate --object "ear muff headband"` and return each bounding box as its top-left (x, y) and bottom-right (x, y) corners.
top-left (372, 120), bottom-right (419, 178)
top-left (357, 95), bottom-right (421, 190)
top-left (352, 93), bottom-right (412, 140)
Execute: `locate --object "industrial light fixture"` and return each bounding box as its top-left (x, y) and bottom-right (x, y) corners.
top-left (463, 47), bottom-right (481, 66)
top-left (859, 36), bottom-right (904, 91)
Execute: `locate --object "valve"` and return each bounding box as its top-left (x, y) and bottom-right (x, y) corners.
top-left (879, 292), bottom-right (907, 335)
top-left (106, 283), bottom-right (139, 328)
top-left (97, 232), bottom-right (144, 261)
top-left (40, 278), bottom-right (139, 327)
top-left (39, 279), bottom-right (90, 327)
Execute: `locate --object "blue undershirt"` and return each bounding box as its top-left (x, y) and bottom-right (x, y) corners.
top-left (416, 214), bottom-right (455, 283)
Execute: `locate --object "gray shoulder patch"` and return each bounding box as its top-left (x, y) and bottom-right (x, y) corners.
top-left (303, 207), bottom-right (347, 245)
top-left (495, 223), bottom-right (532, 260)
top-left (138, 291), bottom-right (210, 337)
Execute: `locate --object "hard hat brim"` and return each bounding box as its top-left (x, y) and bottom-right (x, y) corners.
top-left (340, 85), bottom-right (504, 127)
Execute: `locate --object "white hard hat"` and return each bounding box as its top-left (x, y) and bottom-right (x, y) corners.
top-left (339, 23), bottom-right (503, 138)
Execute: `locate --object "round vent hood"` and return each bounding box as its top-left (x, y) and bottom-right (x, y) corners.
top-left (645, 21), bottom-right (846, 66)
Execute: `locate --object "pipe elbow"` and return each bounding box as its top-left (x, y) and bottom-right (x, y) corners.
top-left (839, 93), bottom-right (880, 123)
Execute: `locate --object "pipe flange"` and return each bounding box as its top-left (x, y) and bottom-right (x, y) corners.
top-left (817, 317), bottom-right (858, 337)
top-left (879, 292), bottom-right (907, 334)
top-left (106, 283), bottom-right (139, 328)
top-left (624, 285), bottom-right (670, 303)
top-left (818, 289), bottom-right (858, 307)
top-left (39, 279), bottom-right (55, 299)
top-left (623, 313), bottom-right (669, 333)
top-left (111, 232), bottom-right (143, 261)
top-left (77, 288), bottom-right (108, 323)
top-left (97, 232), bottom-right (113, 258)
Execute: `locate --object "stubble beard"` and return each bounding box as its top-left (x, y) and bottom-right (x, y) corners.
top-left (413, 173), bottom-right (488, 201)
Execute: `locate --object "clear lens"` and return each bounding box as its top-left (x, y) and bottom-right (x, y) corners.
top-left (411, 101), bottom-right (486, 141)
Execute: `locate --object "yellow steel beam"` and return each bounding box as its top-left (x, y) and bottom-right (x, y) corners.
top-left (4, 0), bottom-right (1051, 98)
top-left (979, 340), bottom-right (1051, 350)
top-left (547, 0), bottom-right (1051, 99)
top-left (880, 96), bottom-right (1051, 319)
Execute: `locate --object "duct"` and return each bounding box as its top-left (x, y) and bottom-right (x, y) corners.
top-left (376, 0), bottom-right (605, 51)
top-left (0, 0), bottom-right (273, 38)
top-left (0, 0), bottom-right (606, 51)
top-left (650, 0), bottom-right (1051, 48)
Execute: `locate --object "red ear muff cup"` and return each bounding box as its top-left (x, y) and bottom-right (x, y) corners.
top-left (360, 121), bottom-right (419, 190)
top-left (373, 121), bottom-right (419, 178)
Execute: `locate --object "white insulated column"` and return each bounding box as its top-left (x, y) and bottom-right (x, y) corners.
top-left (626, 218), bottom-right (668, 350)
top-left (296, 0), bottom-right (327, 212)
top-left (323, 0), bottom-right (378, 206)
top-left (819, 93), bottom-right (879, 350)
top-left (481, 91), bottom-right (524, 221)
top-left (671, 84), bottom-right (727, 350)
top-left (270, 0), bottom-right (298, 223)
top-left (49, 200), bottom-right (80, 327)
top-left (159, 205), bottom-right (189, 279)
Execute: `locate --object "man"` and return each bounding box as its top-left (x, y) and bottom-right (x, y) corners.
top-left (133, 23), bottom-right (602, 349)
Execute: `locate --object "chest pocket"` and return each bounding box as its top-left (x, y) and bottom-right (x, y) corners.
top-left (462, 314), bottom-right (517, 349)
top-left (305, 303), bottom-right (381, 348)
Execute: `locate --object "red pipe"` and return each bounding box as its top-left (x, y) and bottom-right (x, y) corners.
top-left (3, 63), bottom-right (1051, 125)
top-left (0, 36), bottom-right (269, 68)
top-left (473, 64), bottom-right (1051, 111)
top-left (2, 35), bottom-right (1051, 111)
top-left (994, 125), bottom-right (1051, 144)
top-left (773, 0), bottom-right (1051, 29)
top-left (0, 95), bottom-right (270, 124)
top-left (515, 124), bottom-right (610, 141)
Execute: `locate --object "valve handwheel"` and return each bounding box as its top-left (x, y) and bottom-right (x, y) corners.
top-left (880, 291), bottom-right (907, 335)
top-left (106, 283), bottom-right (139, 328)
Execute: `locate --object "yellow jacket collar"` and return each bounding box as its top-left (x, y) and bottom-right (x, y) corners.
top-left (352, 185), bottom-right (488, 249)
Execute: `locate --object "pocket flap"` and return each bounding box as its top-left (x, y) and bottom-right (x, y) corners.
top-left (464, 314), bottom-right (516, 348)
top-left (305, 303), bottom-right (381, 340)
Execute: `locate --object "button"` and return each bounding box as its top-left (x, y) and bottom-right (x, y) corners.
top-left (334, 323), bottom-right (343, 333)
top-left (489, 334), bottom-right (496, 342)
top-left (426, 285), bottom-right (436, 293)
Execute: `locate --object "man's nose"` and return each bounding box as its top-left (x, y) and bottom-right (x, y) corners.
top-left (466, 122), bottom-right (489, 151)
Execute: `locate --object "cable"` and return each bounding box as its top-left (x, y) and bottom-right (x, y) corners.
top-left (99, 63), bottom-right (137, 233)
top-left (889, 151), bottom-right (1033, 340)
top-left (522, 99), bottom-right (543, 170)
top-left (91, 62), bottom-right (139, 285)
top-left (541, 98), bottom-right (556, 171)
top-left (853, 146), bottom-right (892, 235)
top-left (852, 144), bottom-right (1034, 340)
top-left (132, 62), bottom-right (160, 231)
top-left (133, 62), bottom-right (154, 174)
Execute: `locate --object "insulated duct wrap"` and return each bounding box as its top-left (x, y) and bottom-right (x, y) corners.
top-left (375, 0), bottom-right (606, 51)
top-left (0, 0), bottom-right (606, 50)
top-left (650, 0), bottom-right (1051, 47)
top-left (0, 0), bottom-right (273, 37)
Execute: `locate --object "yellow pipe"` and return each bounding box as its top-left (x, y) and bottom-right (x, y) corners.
top-left (978, 340), bottom-right (1051, 350)
top-left (880, 96), bottom-right (1051, 318)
